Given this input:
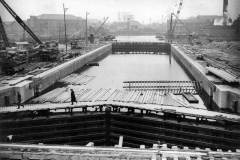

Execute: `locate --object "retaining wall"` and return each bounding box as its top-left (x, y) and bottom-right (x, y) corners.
top-left (32, 44), bottom-right (111, 93)
top-left (0, 44), bottom-right (112, 106)
top-left (171, 45), bottom-right (240, 113)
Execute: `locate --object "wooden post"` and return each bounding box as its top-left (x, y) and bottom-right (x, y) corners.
top-left (105, 107), bottom-right (111, 146)
top-left (169, 50), bottom-right (172, 64)
top-left (118, 136), bottom-right (123, 147)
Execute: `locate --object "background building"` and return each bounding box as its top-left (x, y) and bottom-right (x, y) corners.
top-left (168, 15), bottom-right (240, 41)
top-left (3, 14), bottom-right (86, 42)
top-left (169, 15), bottom-right (220, 35)
top-left (27, 14), bottom-right (85, 41)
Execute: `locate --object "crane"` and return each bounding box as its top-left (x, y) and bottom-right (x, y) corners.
top-left (94, 17), bottom-right (109, 36)
top-left (168, 0), bottom-right (183, 42)
top-left (0, 16), bottom-right (9, 48)
top-left (171, 13), bottom-right (195, 44)
top-left (171, 0), bottom-right (183, 34)
top-left (0, 0), bottom-right (60, 74)
top-left (0, 0), bottom-right (42, 44)
top-left (172, 13), bottom-right (192, 35)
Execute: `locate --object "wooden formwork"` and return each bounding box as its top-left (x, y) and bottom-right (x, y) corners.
top-left (0, 105), bottom-right (239, 151)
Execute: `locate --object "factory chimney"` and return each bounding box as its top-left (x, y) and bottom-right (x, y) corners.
top-left (223, 0), bottom-right (228, 26)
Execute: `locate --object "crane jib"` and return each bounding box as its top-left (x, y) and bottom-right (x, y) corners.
top-left (0, 0), bottom-right (42, 44)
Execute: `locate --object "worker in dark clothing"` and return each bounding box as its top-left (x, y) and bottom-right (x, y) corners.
top-left (17, 92), bottom-right (24, 109)
top-left (6, 135), bottom-right (13, 142)
top-left (70, 89), bottom-right (77, 105)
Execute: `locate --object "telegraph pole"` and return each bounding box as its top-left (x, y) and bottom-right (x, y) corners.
top-left (85, 12), bottom-right (89, 46)
top-left (58, 24), bottom-right (61, 42)
top-left (168, 13), bottom-right (173, 43)
top-left (127, 17), bottom-right (130, 37)
top-left (63, 3), bottom-right (68, 53)
top-left (168, 13), bottom-right (173, 64)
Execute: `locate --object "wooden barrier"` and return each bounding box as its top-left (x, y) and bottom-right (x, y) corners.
top-left (123, 80), bottom-right (201, 94)
top-left (112, 42), bottom-right (171, 54)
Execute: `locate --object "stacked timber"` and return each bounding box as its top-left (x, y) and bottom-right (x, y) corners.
top-left (206, 67), bottom-right (239, 84)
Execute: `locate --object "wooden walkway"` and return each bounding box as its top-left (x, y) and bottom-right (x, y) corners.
top-left (1, 100), bottom-right (239, 122)
top-left (32, 88), bottom-right (167, 105)
top-left (30, 87), bottom-right (205, 109)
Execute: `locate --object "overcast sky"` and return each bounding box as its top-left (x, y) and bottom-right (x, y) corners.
top-left (1, 0), bottom-right (240, 23)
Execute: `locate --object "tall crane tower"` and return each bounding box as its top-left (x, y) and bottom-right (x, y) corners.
top-left (171, 0), bottom-right (183, 33)
top-left (168, 0), bottom-right (183, 42)
top-left (223, 0), bottom-right (228, 26)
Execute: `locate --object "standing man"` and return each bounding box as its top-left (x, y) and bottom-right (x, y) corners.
top-left (70, 89), bottom-right (77, 105)
top-left (17, 92), bottom-right (24, 109)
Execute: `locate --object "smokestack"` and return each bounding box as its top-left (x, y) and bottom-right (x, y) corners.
top-left (223, 0), bottom-right (228, 13)
top-left (223, 0), bottom-right (228, 26)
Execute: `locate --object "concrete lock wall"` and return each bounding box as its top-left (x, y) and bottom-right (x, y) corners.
top-left (14, 80), bottom-right (35, 105)
top-left (0, 87), bottom-right (16, 106)
top-left (32, 44), bottom-right (112, 94)
top-left (0, 44), bottom-right (111, 106)
top-left (171, 45), bottom-right (240, 112)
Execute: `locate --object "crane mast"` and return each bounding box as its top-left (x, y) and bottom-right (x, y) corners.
top-left (168, 0), bottom-right (184, 42)
top-left (172, 13), bottom-right (191, 34)
top-left (0, 16), bottom-right (9, 48)
top-left (0, 0), bottom-right (42, 44)
top-left (94, 17), bottom-right (109, 35)
top-left (171, 0), bottom-right (183, 33)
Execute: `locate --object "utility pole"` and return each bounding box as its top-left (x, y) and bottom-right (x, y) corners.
top-left (168, 13), bottom-right (173, 43)
top-left (127, 17), bottom-right (130, 37)
top-left (22, 28), bottom-right (25, 41)
top-left (58, 24), bottom-right (61, 42)
top-left (168, 13), bottom-right (173, 64)
top-left (85, 12), bottom-right (89, 46)
top-left (223, 0), bottom-right (228, 26)
top-left (161, 15), bottom-right (164, 34)
top-left (63, 3), bottom-right (68, 53)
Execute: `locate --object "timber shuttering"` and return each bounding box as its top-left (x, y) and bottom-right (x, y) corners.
top-left (0, 106), bottom-right (239, 151)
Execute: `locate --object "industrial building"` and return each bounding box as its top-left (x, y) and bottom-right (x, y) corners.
top-left (27, 14), bottom-right (85, 40)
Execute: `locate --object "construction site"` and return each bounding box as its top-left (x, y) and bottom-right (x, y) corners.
top-left (0, 0), bottom-right (240, 159)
